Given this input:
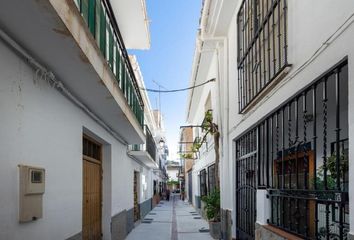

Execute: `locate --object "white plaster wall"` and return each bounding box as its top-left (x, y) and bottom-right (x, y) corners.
top-left (187, 48), bottom-right (221, 208)
top-left (167, 168), bottom-right (179, 182)
top-left (223, 0), bottom-right (354, 238)
top-left (0, 38), bottom-right (140, 240)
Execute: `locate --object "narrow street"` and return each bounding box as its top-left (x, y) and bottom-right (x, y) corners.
top-left (126, 194), bottom-right (213, 240)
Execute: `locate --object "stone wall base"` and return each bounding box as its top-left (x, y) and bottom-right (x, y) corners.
top-left (221, 208), bottom-right (232, 240)
top-left (111, 208), bottom-right (134, 240)
top-left (66, 232), bottom-right (82, 240)
top-left (139, 198), bottom-right (152, 220)
top-left (255, 223), bottom-right (304, 240)
top-left (348, 232), bottom-right (354, 240)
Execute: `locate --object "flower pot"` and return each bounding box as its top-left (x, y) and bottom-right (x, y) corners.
top-left (209, 221), bottom-right (221, 239)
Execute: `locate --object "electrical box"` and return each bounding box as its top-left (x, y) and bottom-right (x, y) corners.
top-left (18, 165), bottom-right (45, 223)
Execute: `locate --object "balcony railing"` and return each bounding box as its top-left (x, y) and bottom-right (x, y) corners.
top-left (74, 0), bottom-right (144, 128)
top-left (130, 125), bottom-right (157, 161)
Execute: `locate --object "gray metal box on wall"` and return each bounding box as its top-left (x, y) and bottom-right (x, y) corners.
top-left (18, 165), bottom-right (45, 222)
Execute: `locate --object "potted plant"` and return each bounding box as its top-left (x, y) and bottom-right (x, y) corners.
top-left (202, 188), bottom-right (221, 239)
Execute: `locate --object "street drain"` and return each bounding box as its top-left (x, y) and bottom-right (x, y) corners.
top-left (144, 218), bottom-right (154, 221)
top-left (191, 213), bottom-right (199, 216)
top-left (193, 217), bottom-right (201, 219)
top-left (199, 227), bottom-right (210, 233)
top-left (148, 213), bottom-right (157, 215)
top-left (142, 221), bottom-right (152, 224)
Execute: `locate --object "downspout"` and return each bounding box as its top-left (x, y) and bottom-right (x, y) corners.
top-left (0, 28), bottom-right (127, 145)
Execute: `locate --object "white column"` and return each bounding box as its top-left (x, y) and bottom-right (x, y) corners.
top-left (256, 190), bottom-right (270, 225)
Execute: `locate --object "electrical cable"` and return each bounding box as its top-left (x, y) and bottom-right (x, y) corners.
top-left (140, 78), bottom-right (215, 93)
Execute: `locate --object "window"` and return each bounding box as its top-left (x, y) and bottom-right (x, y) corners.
top-left (237, 0), bottom-right (288, 112)
top-left (83, 136), bottom-right (101, 161)
top-left (208, 164), bottom-right (216, 193)
top-left (200, 169), bottom-right (207, 197)
top-left (235, 60), bottom-right (349, 239)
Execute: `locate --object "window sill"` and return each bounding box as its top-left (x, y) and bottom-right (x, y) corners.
top-left (262, 224), bottom-right (303, 240)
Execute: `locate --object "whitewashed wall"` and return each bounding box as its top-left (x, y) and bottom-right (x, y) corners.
top-left (222, 0), bottom-right (354, 238)
top-left (0, 38), bottom-right (146, 240)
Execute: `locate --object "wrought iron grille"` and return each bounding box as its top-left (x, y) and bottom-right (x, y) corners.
top-left (200, 169), bottom-right (207, 197)
top-left (145, 126), bottom-right (157, 162)
top-left (235, 129), bottom-right (257, 240)
top-left (237, 0), bottom-right (289, 112)
top-left (208, 164), bottom-right (216, 193)
top-left (188, 170), bottom-right (193, 203)
top-left (236, 59), bottom-right (349, 239)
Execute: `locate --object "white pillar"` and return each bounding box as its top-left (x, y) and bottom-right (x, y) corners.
top-left (256, 190), bottom-right (270, 225)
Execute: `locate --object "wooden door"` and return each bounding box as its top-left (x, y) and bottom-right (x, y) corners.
top-left (133, 171), bottom-right (140, 222)
top-left (83, 136), bottom-right (102, 240)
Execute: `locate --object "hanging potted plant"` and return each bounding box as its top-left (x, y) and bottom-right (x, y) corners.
top-left (202, 188), bottom-right (221, 239)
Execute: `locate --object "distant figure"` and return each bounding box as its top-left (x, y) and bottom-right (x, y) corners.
top-left (166, 189), bottom-right (170, 201)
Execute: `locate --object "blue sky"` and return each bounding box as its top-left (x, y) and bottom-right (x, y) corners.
top-left (130, 0), bottom-right (202, 160)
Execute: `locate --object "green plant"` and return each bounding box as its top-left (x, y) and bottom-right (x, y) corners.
top-left (313, 151), bottom-right (348, 189)
top-left (167, 180), bottom-right (179, 186)
top-left (201, 188), bottom-right (220, 222)
top-left (323, 151), bottom-right (348, 179)
top-left (180, 153), bottom-right (194, 159)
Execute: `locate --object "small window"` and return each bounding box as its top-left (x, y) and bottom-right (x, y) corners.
top-left (83, 136), bottom-right (101, 161)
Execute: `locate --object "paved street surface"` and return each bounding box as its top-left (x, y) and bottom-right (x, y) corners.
top-left (126, 194), bottom-right (214, 240)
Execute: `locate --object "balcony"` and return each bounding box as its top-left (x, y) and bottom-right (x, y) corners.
top-left (128, 126), bottom-right (158, 169)
top-left (74, 0), bottom-right (144, 127)
top-left (0, 0), bottom-right (146, 144)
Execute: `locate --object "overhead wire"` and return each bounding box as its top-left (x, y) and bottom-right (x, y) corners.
top-left (140, 78), bottom-right (215, 93)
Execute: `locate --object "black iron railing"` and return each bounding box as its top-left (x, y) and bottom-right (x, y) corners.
top-left (237, 0), bottom-right (289, 112)
top-left (236, 59), bottom-right (349, 239)
top-left (235, 129), bottom-right (257, 240)
top-left (130, 125), bottom-right (157, 162)
top-left (74, 0), bottom-right (144, 127)
top-left (200, 169), bottom-right (207, 197)
top-left (145, 126), bottom-right (157, 162)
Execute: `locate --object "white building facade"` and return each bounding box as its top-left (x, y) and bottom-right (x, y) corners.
top-left (186, 0), bottom-right (354, 239)
top-left (0, 0), bottom-right (161, 240)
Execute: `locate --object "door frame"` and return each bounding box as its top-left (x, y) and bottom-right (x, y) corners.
top-left (83, 134), bottom-right (103, 239)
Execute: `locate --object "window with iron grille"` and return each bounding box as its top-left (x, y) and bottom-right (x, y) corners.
top-left (237, 0), bottom-right (289, 112)
top-left (208, 164), bottom-right (216, 193)
top-left (235, 59), bottom-right (349, 239)
top-left (200, 169), bottom-right (207, 197)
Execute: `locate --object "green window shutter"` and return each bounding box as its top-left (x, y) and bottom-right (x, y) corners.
top-left (81, 0), bottom-right (89, 24)
top-left (115, 47), bottom-right (120, 83)
top-left (124, 70), bottom-right (128, 99)
top-left (88, 0), bottom-right (96, 36)
top-left (95, 0), bottom-right (101, 46)
top-left (75, 0), bottom-right (81, 9)
top-left (121, 67), bottom-right (126, 94)
top-left (99, 4), bottom-right (106, 57)
top-left (108, 26), bottom-right (114, 70)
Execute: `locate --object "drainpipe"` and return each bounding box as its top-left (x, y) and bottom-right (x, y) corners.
top-left (0, 28), bottom-right (127, 145)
